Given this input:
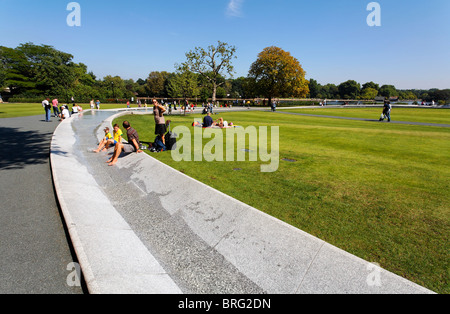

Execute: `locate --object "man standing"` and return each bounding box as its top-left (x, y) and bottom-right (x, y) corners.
top-left (42, 98), bottom-right (51, 122)
top-left (108, 121), bottom-right (142, 166)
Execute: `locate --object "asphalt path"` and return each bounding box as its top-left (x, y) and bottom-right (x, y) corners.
top-left (0, 113), bottom-right (84, 294)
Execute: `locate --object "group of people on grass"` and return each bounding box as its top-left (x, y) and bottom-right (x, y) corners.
top-left (200, 112), bottom-right (234, 128)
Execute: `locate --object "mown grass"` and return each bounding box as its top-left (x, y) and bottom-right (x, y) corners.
top-left (282, 107), bottom-right (450, 125)
top-left (114, 110), bottom-right (450, 294)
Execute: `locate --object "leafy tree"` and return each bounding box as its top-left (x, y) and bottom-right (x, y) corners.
top-left (145, 71), bottom-right (170, 97)
top-left (178, 41), bottom-right (236, 103)
top-left (362, 81), bottom-right (379, 91)
top-left (0, 45), bottom-right (38, 95)
top-left (379, 85), bottom-right (398, 98)
top-left (308, 79), bottom-right (321, 98)
top-left (360, 87), bottom-right (378, 100)
top-left (323, 84), bottom-right (339, 99)
top-left (248, 46), bottom-right (309, 105)
top-left (338, 80), bottom-right (361, 99)
top-left (432, 89), bottom-right (450, 101)
top-left (166, 71), bottom-right (199, 99)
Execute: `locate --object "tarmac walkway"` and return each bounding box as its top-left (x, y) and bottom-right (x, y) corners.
top-left (50, 109), bottom-right (435, 294)
top-left (0, 115), bottom-right (83, 294)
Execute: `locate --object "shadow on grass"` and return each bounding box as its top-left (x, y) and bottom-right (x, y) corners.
top-left (0, 126), bottom-right (53, 170)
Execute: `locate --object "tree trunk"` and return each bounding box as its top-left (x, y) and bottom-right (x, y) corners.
top-left (212, 82), bottom-right (217, 104)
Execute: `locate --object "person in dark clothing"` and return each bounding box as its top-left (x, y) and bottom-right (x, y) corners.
top-left (203, 112), bottom-right (214, 128)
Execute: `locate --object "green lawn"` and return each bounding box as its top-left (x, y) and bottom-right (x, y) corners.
top-left (115, 110), bottom-right (449, 294)
top-left (282, 107), bottom-right (450, 125)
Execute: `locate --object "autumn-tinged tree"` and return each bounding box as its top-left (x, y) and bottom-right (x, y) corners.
top-left (178, 41), bottom-right (236, 103)
top-left (248, 46), bottom-right (309, 105)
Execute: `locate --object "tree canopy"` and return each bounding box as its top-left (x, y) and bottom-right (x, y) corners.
top-left (248, 46), bottom-right (309, 103)
top-left (177, 41), bottom-right (236, 103)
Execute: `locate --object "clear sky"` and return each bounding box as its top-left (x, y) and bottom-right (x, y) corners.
top-left (1, 0), bottom-right (449, 89)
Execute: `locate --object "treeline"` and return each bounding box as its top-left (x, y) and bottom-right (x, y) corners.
top-left (0, 43), bottom-right (250, 103)
top-left (308, 79), bottom-right (450, 103)
top-left (1, 43), bottom-right (449, 104)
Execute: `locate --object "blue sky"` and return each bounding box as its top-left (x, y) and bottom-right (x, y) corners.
top-left (1, 0), bottom-right (449, 89)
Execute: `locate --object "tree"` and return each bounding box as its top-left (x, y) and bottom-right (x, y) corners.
top-left (379, 85), bottom-right (398, 98)
top-left (308, 79), bottom-right (321, 98)
top-left (0, 45), bottom-right (39, 95)
top-left (145, 71), bottom-right (170, 97)
top-left (248, 46), bottom-right (309, 105)
top-left (178, 41), bottom-right (236, 103)
top-left (362, 81), bottom-right (379, 91)
top-left (166, 71), bottom-right (199, 99)
top-left (360, 87), bottom-right (378, 100)
top-left (338, 80), bottom-right (361, 99)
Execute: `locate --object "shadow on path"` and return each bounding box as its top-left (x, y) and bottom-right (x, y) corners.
top-left (0, 126), bottom-right (53, 170)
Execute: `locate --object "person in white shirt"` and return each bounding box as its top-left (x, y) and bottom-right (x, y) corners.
top-left (42, 98), bottom-right (51, 122)
top-left (60, 105), bottom-right (70, 120)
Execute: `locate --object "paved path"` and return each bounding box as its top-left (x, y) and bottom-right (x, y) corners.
top-left (0, 115), bottom-right (84, 294)
top-left (275, 111), bottom-right (450, 128)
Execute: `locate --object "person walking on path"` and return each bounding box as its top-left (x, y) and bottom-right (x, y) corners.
top-left (379, 99), bottom-right (392, 122)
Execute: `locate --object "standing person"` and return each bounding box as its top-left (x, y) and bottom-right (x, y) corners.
top-left (90, 99), bottom-right (95, 109)
top-left (96, 99), bottom-right (100, 110)
top-left (384, 99), bottom-right (392, 122)
top-left (107, 121), bottom-right (142, 166)
top-left (52, 98), bottom-right (60, 118)
top-left (379, 99), bottom-right (392, 122)
top-left (153, 98), bottom-right (167, 145)
top-left (271, 100), bottom-right (277, 112)
top-left (42, 98), bottom-right (51, 122)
